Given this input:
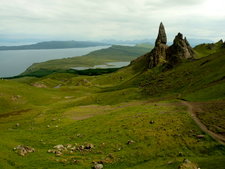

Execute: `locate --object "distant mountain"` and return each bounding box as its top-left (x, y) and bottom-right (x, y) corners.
top-left (103, 38), bottom-right (214, 47)
top-left (0, 41), bottom-right (109, 50)
top-left (102, 39), bottom-right (155, 45)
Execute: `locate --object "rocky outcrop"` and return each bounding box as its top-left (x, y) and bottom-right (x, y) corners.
top-left (144, 23), bottom-right (195, 69)
top-left (148, 22), bottom-right (169, 68)
top-left (155, 22), bottom-right (167, 45)
top-left (166, 33), bottom-right (195, 66)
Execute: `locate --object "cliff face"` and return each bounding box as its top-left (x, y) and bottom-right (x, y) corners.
top-left (148, 22), bottom-right (169, 68)
top-left (166, 33), bottom-right (195, 66)
top-left (145, 23), bottom-right (195, 69)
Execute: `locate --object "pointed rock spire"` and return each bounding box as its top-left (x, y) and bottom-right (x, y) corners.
top-left (131, 23), bottom-right (195, 70)
top-left (155, 22), bottom-right (167, 45)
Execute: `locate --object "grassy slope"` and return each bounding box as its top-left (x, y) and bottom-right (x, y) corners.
top-left (194, 40), bottom-right (224, 58)
top-left (0, 42), bottom-right (225, 169)
top-left (1, 75), bottom-right (225, 169)
top-left (22, 44), bottom-right (153, 75)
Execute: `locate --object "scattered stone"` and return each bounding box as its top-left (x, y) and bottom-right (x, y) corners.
top-left (196, 135), bottom-right (205, 139)
top-left (54, 144), bottom-right (64, 150)
top-left (78, 145), bottom-right (85, 151)
top-left (55, 151), bottom-right (63, 157)
top-left (13, 145), bottom-right (35, 156)
top-left (178, 159), bottom-right (198, 169)
top-left (85, 143), bottom-right (94, 149)
top-left (178, 152), bottom-right (184, 157)
top-left (66, 144), bottom-right (72, 149)
top-left (16, 123), bottom-right (20, 127)
top-left (127, 140), bottom-right (135, 145)
top-left (93, 164), bottom-right (104, 169)
top-left (149, 120), bottom-right (155, 124)
top-left (47, 125), bottom-right (50, 128)
top-left (47, 149), bottom-right (56, 153)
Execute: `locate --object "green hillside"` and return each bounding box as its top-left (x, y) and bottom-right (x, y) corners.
top-left (21, 44), bottom-right (153, 76)
top-left (0, 40), bottom-right (225, 169)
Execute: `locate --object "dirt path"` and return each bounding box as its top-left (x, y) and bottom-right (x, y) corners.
top-left (0, 109), bottom-right (31, 119)
top-left (180, 100), bottom-right (225, 145)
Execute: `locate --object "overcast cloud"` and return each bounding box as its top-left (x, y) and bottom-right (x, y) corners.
top-left (0, 0), bottom-right (225, 42)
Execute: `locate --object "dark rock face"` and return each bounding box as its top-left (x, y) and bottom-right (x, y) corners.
top-left (166, 33), bottom-right (195, 65)
top-left (147, 23), bottom-right (169, 68)
top-left (146, 23), bottom-right (195, 69)
top-left (155, 22), bottom-right (167, 45)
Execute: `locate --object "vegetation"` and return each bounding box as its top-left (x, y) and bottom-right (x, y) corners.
top-left (0, 41), bottom-right (225, 169)
top-left (22, 44), bottom-right (153, 75)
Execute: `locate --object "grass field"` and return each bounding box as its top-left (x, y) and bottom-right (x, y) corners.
top-left (0, 41), bottom-right (225, 169)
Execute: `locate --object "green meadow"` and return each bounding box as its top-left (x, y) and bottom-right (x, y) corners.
top-left (0, 42), bottom-right (225, 169)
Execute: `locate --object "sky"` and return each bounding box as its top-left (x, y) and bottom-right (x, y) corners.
top-left (0, 0), bottom-right (225, 43)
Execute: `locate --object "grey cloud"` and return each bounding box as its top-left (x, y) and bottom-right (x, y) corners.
top-left (0, 0), bottom-right (224, 41)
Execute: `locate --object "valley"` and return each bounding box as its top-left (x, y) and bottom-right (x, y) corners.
top-left (0, 23), bottom-right (225, 169)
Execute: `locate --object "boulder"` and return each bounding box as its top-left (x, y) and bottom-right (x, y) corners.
top-left (93, 164), bottom-right (104, 169)
top-left (13, 145), bottom-right (35, 156)
top-left (127, 140), bottom-right (135, 145)
top-left (178, 159), bottom-right (198, 169)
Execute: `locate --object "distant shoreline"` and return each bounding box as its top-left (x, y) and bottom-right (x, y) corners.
top-left (0, 40), bottom-right (109, 51)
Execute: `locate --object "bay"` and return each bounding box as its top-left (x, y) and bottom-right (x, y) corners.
top-left (0, 46), bottom-right (110, 77)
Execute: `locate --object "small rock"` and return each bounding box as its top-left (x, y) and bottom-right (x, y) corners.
top-left (66, 144), bottom-right (72, 149)
top-left (78, 145), bottom-right (85, 150)
top-left (85, 143), bottom-right (94, 149)
top-left (127, 140), bottom-right (135, 145)
top-left (13, 145), bottom-right (35, 156)
top-left (16, 123), bottom-right (20, 127)
top-left (196, 135), bottom-right (205, 139)
top-left (54, 144), bottom-right (64, 150)
top-left (93, 164), bottom-right (103, 169)
top-left (178, 152), bottom-right (184, 157)
top-left (178, 159), bottom-right (198, 169)
top-left (183, 159), bottom-right (191, 164)
top-left (55, 151), bottom-right (62, 157)
top-left (149, 121), bottom-right (155, 124)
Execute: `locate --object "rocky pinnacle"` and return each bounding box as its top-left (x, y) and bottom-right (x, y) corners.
top-left (155, 22), bottom-right (167, 45)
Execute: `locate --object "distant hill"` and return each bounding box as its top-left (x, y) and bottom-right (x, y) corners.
top-left (20, 44), bottom-right (153, 76)
top-left (102, 38), bottom-right (214, 47)
top-left (0, 41), bottom-right (108, 50)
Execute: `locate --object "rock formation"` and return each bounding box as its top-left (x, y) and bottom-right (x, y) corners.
top-left (155, 22), bottom-right (167, 45)
top-left (148, 22), bottom-right (169, 68)
top-left (145, 23), bottom-right (195, 69)
top-left (166, 33), bottom-right (195, 66)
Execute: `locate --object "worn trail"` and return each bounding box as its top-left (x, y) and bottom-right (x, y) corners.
top-left (180, 100), bottom-right (225, 145)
